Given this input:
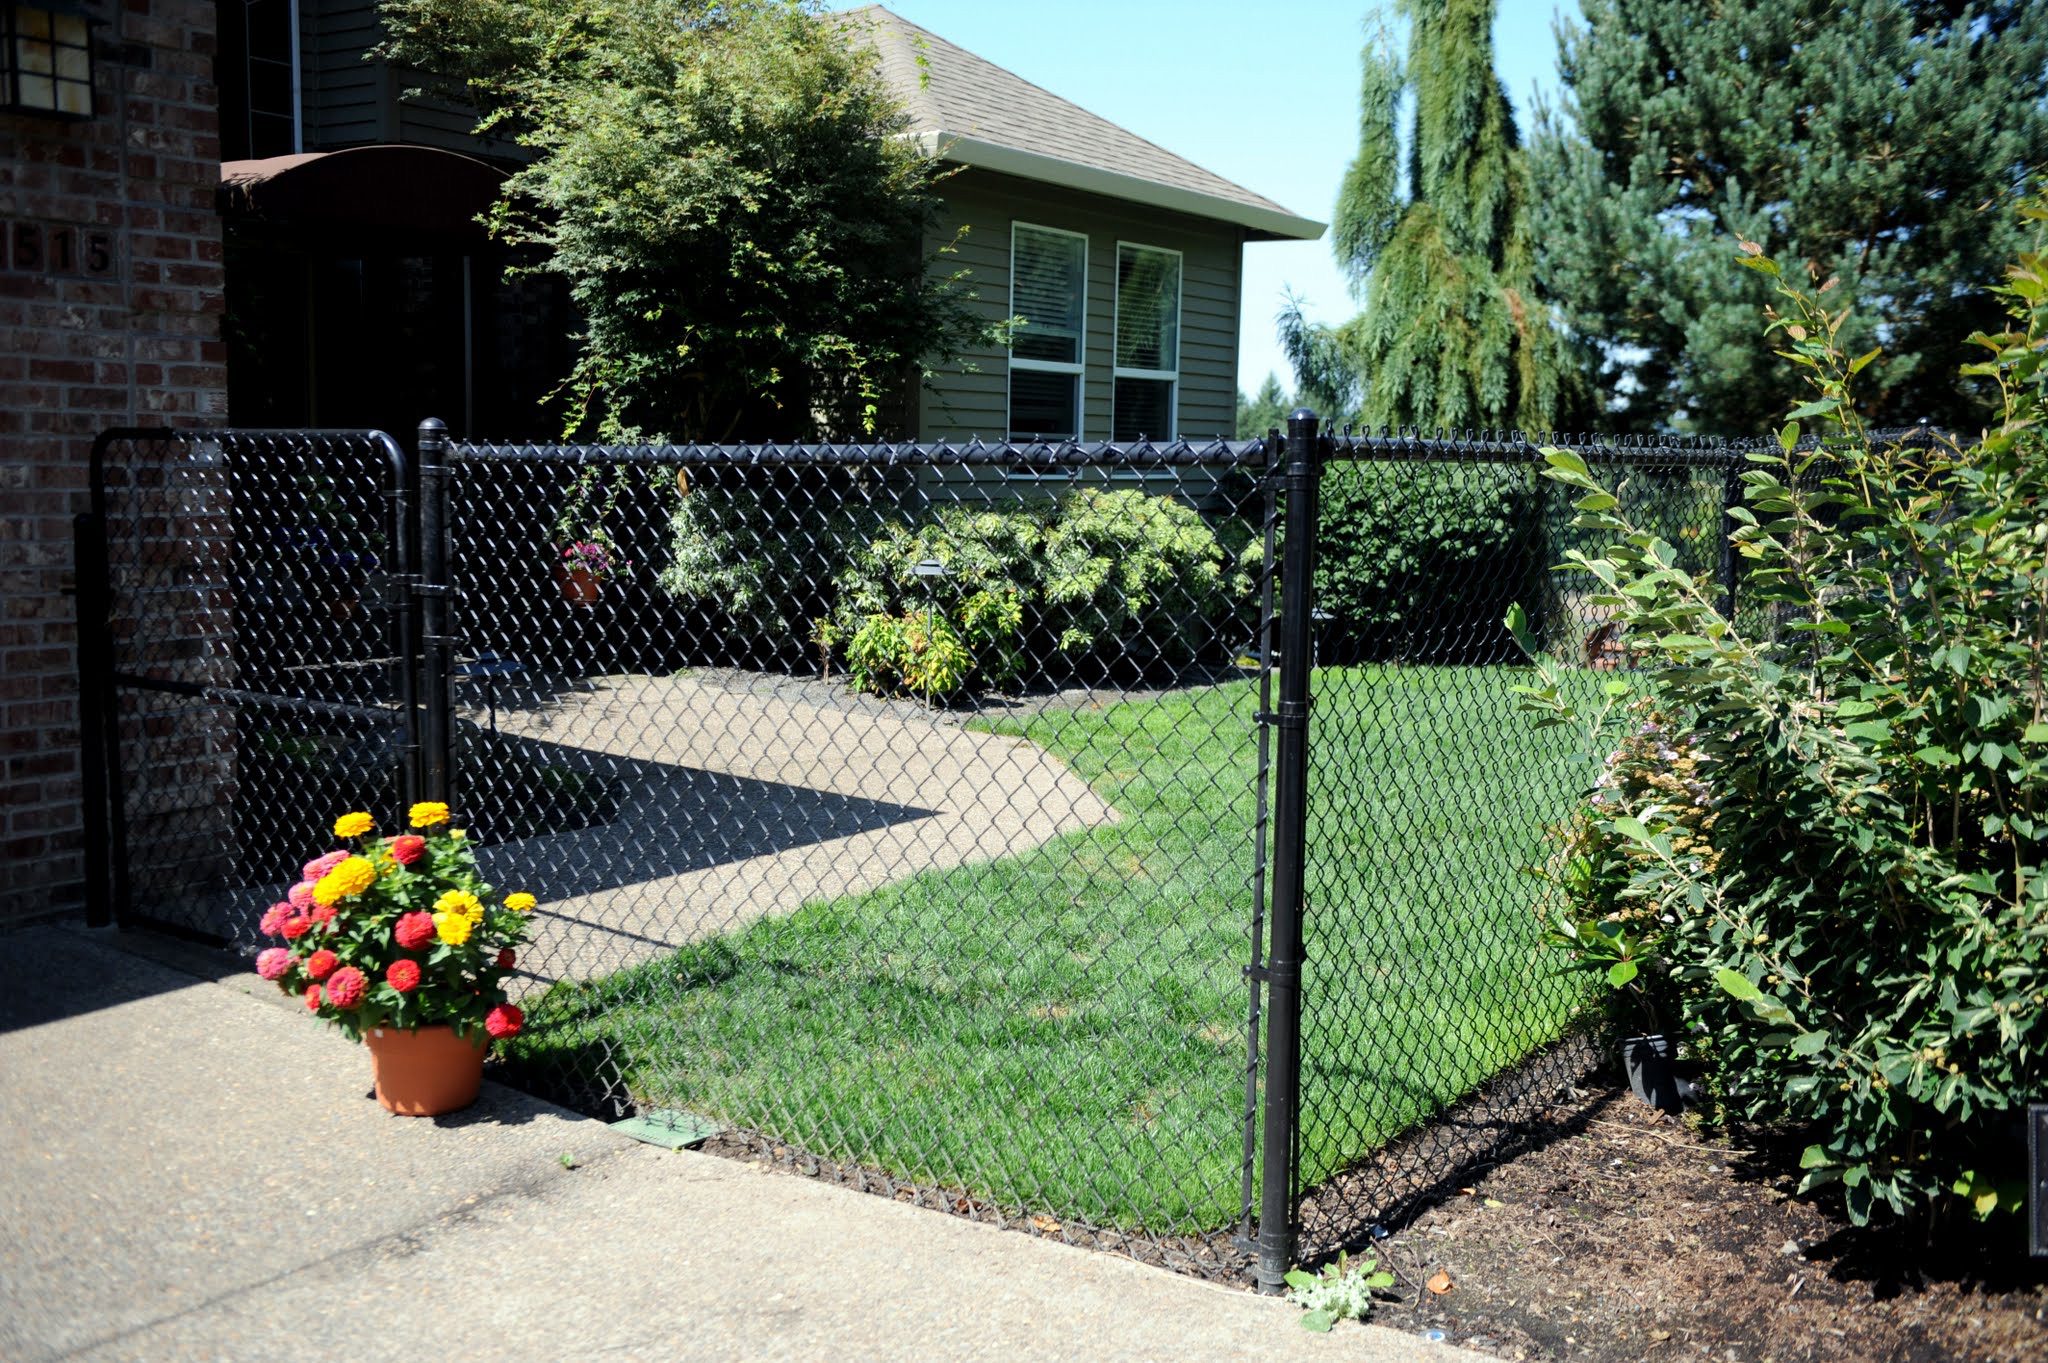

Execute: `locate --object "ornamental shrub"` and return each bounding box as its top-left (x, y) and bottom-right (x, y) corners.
top-left (1316, 461), bottom-right (1542, 664)
top-left (820, 488), bottom-right (1243, 699)
top-left (1040, 488), bottom-right (1233, 671)
top-left (1513, 198), bottom-right (2048, 1226)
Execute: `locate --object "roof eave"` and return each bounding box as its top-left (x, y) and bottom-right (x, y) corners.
top-left (917, 131), bottom-right (1325, 242)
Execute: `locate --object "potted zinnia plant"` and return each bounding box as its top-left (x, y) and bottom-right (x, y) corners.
top-left (252, 801), bottom-right (536, 1116)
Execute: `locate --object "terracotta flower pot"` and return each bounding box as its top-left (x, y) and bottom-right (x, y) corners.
top-left (363, 1024), bottom-right (487, 1116)
top-left (556, 561), bottom-right (600, 607)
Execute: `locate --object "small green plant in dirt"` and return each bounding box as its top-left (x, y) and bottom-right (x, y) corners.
top-left (1284, 1253), bottom-right (1396, 1332)
top-left (1509, 195), bottom-right (2048, 1227)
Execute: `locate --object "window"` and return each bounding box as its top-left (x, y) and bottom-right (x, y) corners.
top-left (1112, 243), bottom-right (1181, 441)
top-left (218, 0), bottom-right (299, 160)
top-left (1008, 223), bottom-right (1086, 440)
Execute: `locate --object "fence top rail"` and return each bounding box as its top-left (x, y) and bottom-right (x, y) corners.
top-left (1322, 425), bottom-right (1947, 468)
top-left (444, 435), bottom-right (1273, 469)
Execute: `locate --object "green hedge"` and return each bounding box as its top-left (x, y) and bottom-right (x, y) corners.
top-left (1314, 461), bottom-right (1544, 665)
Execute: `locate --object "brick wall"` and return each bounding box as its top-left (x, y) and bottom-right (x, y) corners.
top-left (0, 0), bottom-right (225, 927)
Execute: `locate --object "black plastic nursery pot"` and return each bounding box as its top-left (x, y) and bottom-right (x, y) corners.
top-left (1622, 1033), bottom-right (1688, 1115)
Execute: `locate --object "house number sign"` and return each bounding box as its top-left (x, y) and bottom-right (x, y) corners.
top-left (6, 219), bottom-right (117, 278)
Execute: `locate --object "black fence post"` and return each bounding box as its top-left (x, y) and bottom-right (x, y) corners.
top-left (1256, 408), bottom-right (1322, 1293)
top-left (417, 418), bottom-right (452, 805)
top-left (74, 510), bottom-right (113, 928)
top-left (1716, 448), bottom-right (1742, 619)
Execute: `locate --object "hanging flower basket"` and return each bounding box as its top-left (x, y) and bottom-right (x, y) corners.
top-left (556, 540), bottom-right (623, 606)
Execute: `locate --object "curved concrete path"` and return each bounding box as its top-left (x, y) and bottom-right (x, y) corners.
top-left (0, 926), bottom-right (1487, 1363)
top-left (469, 673), bottom-right (1116, 983)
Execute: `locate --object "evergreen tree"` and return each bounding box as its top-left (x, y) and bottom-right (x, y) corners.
top-left (1282, 0), bottom-right (1577, 432)
top-left (1235, 373), bottom-right (1293, 438)
top-left (1533, 1), bottom-right (2048, 435)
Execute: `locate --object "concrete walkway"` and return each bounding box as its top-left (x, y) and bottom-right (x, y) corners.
top-left (472, 672), bottom-right (1116, 983)
top-left (0, 927), bottom-right (1484, 1363)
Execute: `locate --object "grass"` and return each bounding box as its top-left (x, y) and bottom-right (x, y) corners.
top-left (510, 666), bottom-right (1596, 1233)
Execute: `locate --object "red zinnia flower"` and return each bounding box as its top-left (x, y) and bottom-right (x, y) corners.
top-left (496, 948), bottom-right (516, 970)
top-left (304, 984), bottom-right (322, 1012)
top-left (484, 1003), bottom-right (524, 1039)
top-left (324, 966), bottom-right (367, 1010)
top-left (393, 911), bottom-right (436, 950)
top-left (309, 904), bottom-right (338, 925)
top-left (386, 959), bottom-right (421, 993)
top-left (281, 915), bottom-right (312, 940)
top-left (389, 834), bottom-right (428, 866)
top-left (304, 949), bottom-right (338, 982)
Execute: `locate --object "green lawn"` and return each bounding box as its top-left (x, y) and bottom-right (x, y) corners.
top-left (510, 666), bottom-right (1593, 1233)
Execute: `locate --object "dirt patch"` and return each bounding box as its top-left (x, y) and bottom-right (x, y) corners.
top-left (1356, 1085), bottom-right (2048, 1362)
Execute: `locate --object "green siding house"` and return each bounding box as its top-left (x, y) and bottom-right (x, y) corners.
top-left (213, 2), bottom-right (1320, 443)
top-left (847, 6), bottom-right (1323, 444)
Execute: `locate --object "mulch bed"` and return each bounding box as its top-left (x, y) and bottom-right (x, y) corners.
top-left (1356, 1083), bottom-right (2048, 1362)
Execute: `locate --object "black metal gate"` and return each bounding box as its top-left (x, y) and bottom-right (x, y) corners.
top-left (78, 428), bottom-right (421, 941)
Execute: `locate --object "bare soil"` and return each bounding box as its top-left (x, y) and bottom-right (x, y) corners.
top-left (1360, 1084), bottom-right (2048, 1362)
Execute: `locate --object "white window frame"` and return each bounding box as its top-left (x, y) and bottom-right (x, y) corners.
top-left (1006, 221), bottom-right (1089, 441)
top-left (1111, 240), bottom-right (1183, 441)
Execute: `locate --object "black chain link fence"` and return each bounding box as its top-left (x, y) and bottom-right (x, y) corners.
top-left (81, 429), bottom-right (416, 943)
top-left (88, 415), bottom-right (1905, 1281)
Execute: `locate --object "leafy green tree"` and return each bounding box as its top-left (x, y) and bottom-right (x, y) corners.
top-left (1282, 0), bottom-right (1577, 432)
top-left (379, 0), bottom-right (983, 441)
top-left (1532, 0), bottom-right (2048, 435)
top-left (1235, 373), bottom-right (1293, 438)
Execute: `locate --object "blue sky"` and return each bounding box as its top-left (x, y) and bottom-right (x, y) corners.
top-left (830, 0), bottom-right (1584, 398)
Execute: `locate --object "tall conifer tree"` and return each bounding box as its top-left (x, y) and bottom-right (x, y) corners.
top-left (1533, 1), bottom-right (2048, 435)
top-left (1283, 0), bottom-right (1575, 431)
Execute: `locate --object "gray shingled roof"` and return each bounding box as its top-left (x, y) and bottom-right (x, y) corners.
top-left (839, 5), bottom-right (1323, 241)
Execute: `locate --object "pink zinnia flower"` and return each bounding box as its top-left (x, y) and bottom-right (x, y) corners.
top-left (302, 850), bottom-right (349, 883)
top-left (286, 881), bottom-right (315, 910)
top-left (309, 904), bottom-right (338, 926)
top-left (484, 1003), bottom-right (524, 1039)
top-left (324, 967), bottom-right (367, 1010)
top-left (389, 834), bottom-right (427, 866)
top-left (393, 911), bottom-right (436, 950)
top-left (386, 959), bottom-right (421, 993)
top-left (255, 947), bottom-right (293, 981)
top-left (258, 902), bottom-right (292, 936)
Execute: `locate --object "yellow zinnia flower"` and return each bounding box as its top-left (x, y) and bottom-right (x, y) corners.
top-left (312, 855), bottom-right (377, 907)
top-left (448, 828), bottom-right (467, 842)
top-left (333, 811), bottom-right (374, 839)
top-left (503, 892), bottom-right (536, 913)
top-left (434, 889), bottom-right (482, 919)
top-left (432, 910), bottom-right (473, 946)
top-left (409, 801), bottom-right (451, 829)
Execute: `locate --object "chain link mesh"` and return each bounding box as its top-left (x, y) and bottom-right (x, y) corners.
top-left (444, 437), bottom-right (1275, 1271)
top-left (91, 420), bottom-right (1896, 1278)
top-left (88, 430), bottom-right (412, 942)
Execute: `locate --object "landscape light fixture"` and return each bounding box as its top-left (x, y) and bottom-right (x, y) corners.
top-left (2, 2), bottom-right (95, 119)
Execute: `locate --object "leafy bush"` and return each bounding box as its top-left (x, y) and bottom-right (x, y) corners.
top-left (655, 468), bottom-right (884, 644)
top-left (1316, 461), bottom-right (1542, 664)
top-left (1040, 488), bottom-right (1233, 669)
top-left (1513, 201), bottom-right (2048, 1226)
top-left (820, 489), bottom-right (1244, 699)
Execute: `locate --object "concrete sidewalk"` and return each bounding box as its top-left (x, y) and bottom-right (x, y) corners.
top-left (0, 927), bottom-right (1483, 1363)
